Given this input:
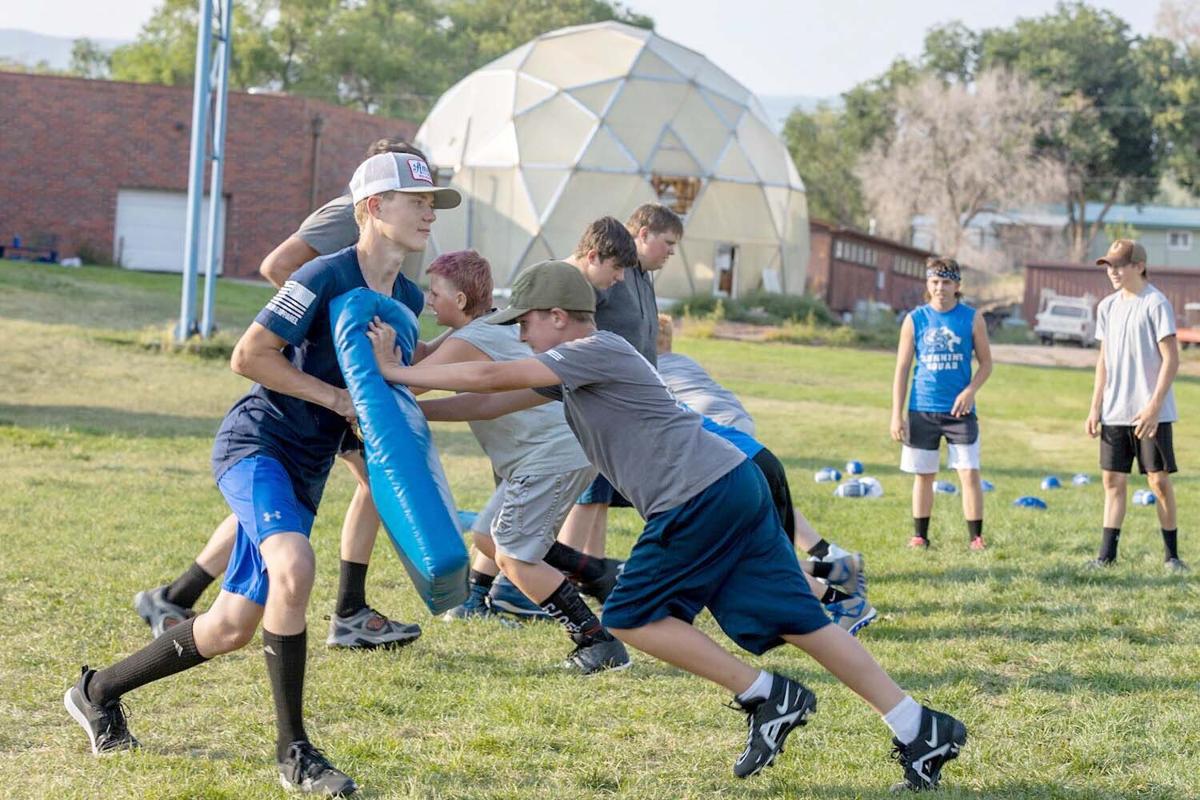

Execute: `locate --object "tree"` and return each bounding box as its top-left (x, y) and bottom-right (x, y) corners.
top-left (856, 69), bottom-right (1067, 267)
top-left (69, 39), bottom-right (112, 79)
top-left (977, 2), bottom-right (1168, 261)
top-left (1155, 0), bottom-right (1200, 193)
top-left (781, 105), bottom-right (867, 226)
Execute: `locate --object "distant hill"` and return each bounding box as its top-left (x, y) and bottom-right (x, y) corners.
top-left (0, 29), bottom-right (126, 71)
top-left (757, 94), bottom-right (841, 131)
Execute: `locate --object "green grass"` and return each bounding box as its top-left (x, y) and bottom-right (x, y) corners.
top-left (2, 260), bottom-right (1199, 799)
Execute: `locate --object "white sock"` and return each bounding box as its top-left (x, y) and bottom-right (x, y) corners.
top-left (882, 695), bottom-right (923, 743)
top-left (736, 670), bottom-right (773, 703)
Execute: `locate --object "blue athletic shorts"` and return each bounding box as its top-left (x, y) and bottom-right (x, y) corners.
top-left (576, 472), bottom-right (632, 509)
top-left (601, 459), bottom-right (829, 654)
top-left (218, 456), bottom-right (315, 606)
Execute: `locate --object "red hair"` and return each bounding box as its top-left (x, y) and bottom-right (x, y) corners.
top-left (427, 250), bottom-right (494, 317)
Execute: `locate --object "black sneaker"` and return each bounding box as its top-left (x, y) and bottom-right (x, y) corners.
top-left (278, 740), bottom-right (357, 796)
top-left (733, 673), bottom-right (817, 778)
top-left (562, 632), bottom-right (632, 675)
top-left (63, 666), bottom-right (139, 755)
top-left (890, 707), bottom-right (967, 791)
top-left (577, 558), bottom-right (624, 603)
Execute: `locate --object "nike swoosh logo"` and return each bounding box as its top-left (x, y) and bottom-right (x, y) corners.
top-left (926, 718), bottom-right (939, 748)
top-left (776, 684), bottom-right (791, 714)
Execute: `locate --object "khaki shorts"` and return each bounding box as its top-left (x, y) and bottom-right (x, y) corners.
top-left (472, 466), bottom-right (597, 563)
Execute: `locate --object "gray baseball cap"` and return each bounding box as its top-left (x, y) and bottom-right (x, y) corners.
top-left (487, 261), bottom-right (596, 325)
top-left (349, 152), bottom-right (461, 209)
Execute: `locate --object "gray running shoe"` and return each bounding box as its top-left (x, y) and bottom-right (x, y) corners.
top-left (326, 607), bottom-right (421, 650)
top-left (278, 740), bottom-right (356, 796)
top-left (1166, 557), bottom-right (1190, 573)
top-left (133, 586), bottom-right (194, 638)
top-left (562, 633), bottom-right (631, 675)
top-left (64, 666), bottom-right (139, 755)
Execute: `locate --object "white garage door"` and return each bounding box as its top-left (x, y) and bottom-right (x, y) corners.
top-left (114, 188), bottom-right (227, 274)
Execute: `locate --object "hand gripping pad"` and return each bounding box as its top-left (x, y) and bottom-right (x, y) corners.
top-left (331, 288), bottom-right (469, 614)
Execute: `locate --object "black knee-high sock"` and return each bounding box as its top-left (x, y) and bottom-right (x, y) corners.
top-left (967, 519), bottom-right (983, 541)
top-left (913, 517), bottom-right (931, 540)
top-left (163, 562), bottom-right (216, 609)
top-left (469, 569), bottom-right (496, 590)
top-left (89, 617), bottom-right (207, 704)
top-left (806, 538), bottom-right (831, 559)
top-left (1098, 527), bottom-right (1121, 562)
top-left (544, 542), bottom-right (605, 583)
top-left (1162, 528), bottom-right (1179, 561)
top-left (335, 560), bottom-right (369, 618)
top-left (539, 579), bottom-right (611, 643)
top-left (263, 629), bottom-right (308, 761)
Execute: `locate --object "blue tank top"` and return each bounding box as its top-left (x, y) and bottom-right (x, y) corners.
top-left (908, 302), bottom-right (976, 413)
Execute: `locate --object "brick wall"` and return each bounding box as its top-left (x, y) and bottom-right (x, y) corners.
top-left (0, 72), bottom-right (416, 278)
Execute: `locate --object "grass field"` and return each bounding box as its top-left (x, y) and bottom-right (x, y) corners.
top-left (2, 260), bottom-right (1198, 800)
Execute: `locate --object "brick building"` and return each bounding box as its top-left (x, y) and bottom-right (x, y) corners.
top-left (806, 220), bottom-right (933, 315)
top-left (0, 72), bottom-right (415, 278)
top-left (1023, 261), bottom-right (1200, 325)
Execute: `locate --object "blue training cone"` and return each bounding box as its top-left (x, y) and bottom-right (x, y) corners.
top-left (1013, 496), bottom-right (1048, 510)
top-left (845, 460), bottom-right (864, 475)
top-left (1072, 473), bottom-right (1090, 486)
top-left (1041, 475), bottom-right (1062, 490)
top-left (933, 480), bottom-right (957, 495)
top-left (981, 479), bottom-right (995, 492)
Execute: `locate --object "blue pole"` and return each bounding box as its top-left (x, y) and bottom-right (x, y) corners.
top-left (200, 0), bottom-right (233, 338)
top-left (177, 0), bottom-right (215, 342)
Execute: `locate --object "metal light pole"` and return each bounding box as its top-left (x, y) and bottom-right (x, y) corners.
top-left (176, 0), bottom-right (214, 342)
top-left (200, 0), bottom-right (233, 338)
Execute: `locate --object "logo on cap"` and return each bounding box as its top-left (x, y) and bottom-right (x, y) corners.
top-left (408, 159), bottom-right (433, 185)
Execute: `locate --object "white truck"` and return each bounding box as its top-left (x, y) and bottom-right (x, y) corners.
top-left (1034, 289), bottom-right (1096, 346)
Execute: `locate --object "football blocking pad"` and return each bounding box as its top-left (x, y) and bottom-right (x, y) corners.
top-left (331, 288), bottom-right (469, 614)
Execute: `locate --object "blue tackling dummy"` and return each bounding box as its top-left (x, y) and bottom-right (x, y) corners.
top-left (332, 288), bottom-right (469, 614)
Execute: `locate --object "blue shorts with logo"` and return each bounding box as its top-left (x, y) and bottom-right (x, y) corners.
top-left (601, 458), bottom-right (830, 655)
top-left (576, 472), bottom-right (632, 508)
top-left (218, 456), bottom-right (316, 606)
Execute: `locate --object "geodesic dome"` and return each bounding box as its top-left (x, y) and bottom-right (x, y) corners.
top-left (415, 21), bottom-right (809, 298)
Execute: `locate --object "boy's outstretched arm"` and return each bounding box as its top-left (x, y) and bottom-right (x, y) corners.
top-left (420, 389), bottom-right (550, 422)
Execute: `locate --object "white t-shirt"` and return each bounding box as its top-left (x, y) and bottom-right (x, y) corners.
top-left (1095, 284), bottom-right (1177, 425)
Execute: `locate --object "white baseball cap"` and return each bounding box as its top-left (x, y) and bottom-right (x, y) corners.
top-left (349, 152), bottom-right (461, 209)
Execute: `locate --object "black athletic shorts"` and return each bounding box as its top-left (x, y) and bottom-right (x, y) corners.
top-left (751, 448), bottom-right (795, 542)
top-left (1100, 423), bottom-right (1177, 474)
top-left (905, 411), bottom-right (979, 449)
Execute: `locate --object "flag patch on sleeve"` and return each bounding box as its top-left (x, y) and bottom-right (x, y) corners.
top-left (266, 280), bottom-right (317, 325)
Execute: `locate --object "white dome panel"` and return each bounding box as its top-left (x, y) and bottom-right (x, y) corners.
top-left (521, 167), bottom-right (572, 219)
top-left (514, 75), bottom-right (558, 114)
top-left (516, 93), bottom-right (596, 166)
top-left (569, 79), bottom-right (622, 116)
top-left (522, 30), bottom-right (642, 88)
top-left (603, 79), bottom-right (690, 167)
top-left (631, 48), bottom-right (685, 81)
top-left (578, 125), bottom-right (639, 172)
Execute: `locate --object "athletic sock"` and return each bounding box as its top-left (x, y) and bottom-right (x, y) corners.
top-left (544, 542), bottom-right (605, 583)
top-left (539, 579), bottom-right (611, 643)
top-left (163, 561), bottom-right (216, 610)
top-left (335, 560), bottom-right (369, 618)
top-left (263, 628), bottom-right (308, 762)
top-left (1162, 528), bottom-right (1179, 561)
top-left (1098, 527), bottom-right (1121, 562)
top-left (967, 519), bottom-right (983, 541)
top-left (88, 617), bottom-right (207, 704)
top-left (469, 569), bottom-right (496, 591)
top-left (736, 670), bottom-right (773, 704)
top-left (913, 516), bottom-right (931, 542)
top-left (809, 560), bottom-right (834, 580)
top-left (820, 586), bottom-right (853, 605)
top-left (882, 695), bottom-right (923, 743)
top-left (806, 538), bottom-right (831, 560)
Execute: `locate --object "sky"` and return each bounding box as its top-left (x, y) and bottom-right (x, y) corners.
top-left (5, 0), bottom-right (1164, 98)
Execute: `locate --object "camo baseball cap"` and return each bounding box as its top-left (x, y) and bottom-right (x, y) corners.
top-left (487, 261), bottom-right (596, 325)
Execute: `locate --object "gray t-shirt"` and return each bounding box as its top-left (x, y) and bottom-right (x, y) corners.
top-left (1095, 284), bottom-right (1178, 425)
top-left (296, 194), bottom-right (357, 256)
top-left (534, 331), bottom-right (745, 517)
top-left (595, 266), bottom-right (659, 365)
top-left (451, 318), bottom-right (591, 478)
top-left (658, 352), bottom-right (756, 436)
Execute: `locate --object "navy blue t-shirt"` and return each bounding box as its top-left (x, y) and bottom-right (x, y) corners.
top-left (211, 246), bottom-right (424, 512)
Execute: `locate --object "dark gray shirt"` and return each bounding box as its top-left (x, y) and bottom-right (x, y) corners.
top-left (534, 332), bottom-right (745, 517)
top-left (595, 266), bottom-right (659, 366)
top-left (295, 194), bottom-right (357, 256)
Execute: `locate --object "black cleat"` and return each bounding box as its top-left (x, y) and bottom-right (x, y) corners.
top-left (577, 558), bottom-right (624, 603)
top-left (890, 707), bottom-right (967, 791)
top-left (562, 632), bottom-right (631, 675)
top-left (733, 673), bottom-right (817, 778)
top-left (63, 666), bottom-right (139, 755)
top-left (278, 740), bottom-right (357, 796)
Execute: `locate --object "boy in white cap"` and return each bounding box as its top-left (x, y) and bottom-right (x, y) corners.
top-left (64, 152), bottom-right (459, 796)
top-left (1086, 239), bottom-right (1185, 571)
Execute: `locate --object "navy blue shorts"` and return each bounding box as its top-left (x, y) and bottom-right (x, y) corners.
top-left (576, 472), bottom-right (632, 509)
top-left (218, 456), bottom-right (315, 606)
top-left (602, 459), bottom-right (830, 655)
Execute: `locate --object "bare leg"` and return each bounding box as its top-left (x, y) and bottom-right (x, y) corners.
top-left (259, 532), bottom-right (316, 635)
top-left (192, 589), bottom-right (265, 657)
top-left (470, 533), bottom-right (500, 574)
top-left (912, 473), bottom-right (935, 519)
top-left (958, 468), bottom-right (983, 522)
top-left (782, 626), bottom-right (904, 713)
top-left (610, 617), bottom-right (759, 694)
top-left (1102, 470), bottom-right (1128, 529)
top-left (558, 502), bottom-right (609, 557)
top-left (196, 515), bottom-right (239, 577)
top-left (791, 508), bottom-right (823, 553)
top-left (495, 554), bottom-right (572, 603)
top-left (338, 453), bottom-right (380, 564)
top-left (1147, 471), bottom-right (1177, 530)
